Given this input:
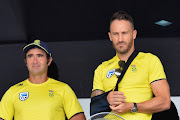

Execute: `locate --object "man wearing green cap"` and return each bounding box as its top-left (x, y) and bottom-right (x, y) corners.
top-left (0, 40), bottom-right (86, 120)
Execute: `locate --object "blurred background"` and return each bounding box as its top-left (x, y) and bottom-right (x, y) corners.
top-left (0, 0), bottom-right (179, 118)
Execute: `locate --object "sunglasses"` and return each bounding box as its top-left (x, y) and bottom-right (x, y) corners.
top-left (114, 60), bottom-right (125, 78)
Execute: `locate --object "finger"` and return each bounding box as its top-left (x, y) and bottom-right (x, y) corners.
top-left (110, 102), bottom-right (122, 106)
top-left (108, 91), bottom-right (123, 97)
top-left (108, 92), bottom-right (126, 100)
top-left (109, 105), bottom-right (115, 109)
top-left (112, 91), bottom-right (125, 95)
top-left (110, 105), bottom-right (119, 111)
top-left (109, 98), bottom-right (126, 106)
top-left (112, 97), bottom-right (126, 102)
top-left (113, 101), bottom-right (123, 105)
top-left (112, 95), bottom-right (126, 99)
top-left (109, 96), bottom-right (126, 103)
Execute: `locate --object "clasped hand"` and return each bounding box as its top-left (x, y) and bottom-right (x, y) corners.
top-left (107, 91), bottom-right (131, 114)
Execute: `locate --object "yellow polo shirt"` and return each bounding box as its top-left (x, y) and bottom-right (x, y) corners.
top-left (92, 52), bottom-right (166, 120)
top-left (0, 78), bottom-right (84, 120)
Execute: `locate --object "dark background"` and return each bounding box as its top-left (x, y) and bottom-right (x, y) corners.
top-left (0, 0), bottom-right (179, 99)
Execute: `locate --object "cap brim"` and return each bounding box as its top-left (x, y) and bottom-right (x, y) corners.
top-left (23, 43), bottom-right (51, 56)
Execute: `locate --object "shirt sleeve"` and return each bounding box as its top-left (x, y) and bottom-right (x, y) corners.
top-left (92, 64), bottom-right (104, 91)
top-left (148, 55), bottom-right (166, 83)
top-left (63, 84), bottom-right (83, 119)
top-left (0, 88), bottom-right (14, 120)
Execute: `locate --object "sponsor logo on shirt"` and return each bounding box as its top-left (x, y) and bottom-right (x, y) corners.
top-left (107, 69), bottom-right (115, 78)
top-left (17, 83), bottom-right (23, 87)
top-left (19, 92), bottom-right (29, 101)
top-left (49, 90), bottom-right (54, 97)
top-left (107, 61), bottom-right (114, 65)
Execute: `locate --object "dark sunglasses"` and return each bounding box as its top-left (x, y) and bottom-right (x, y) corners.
top-left (114, 60), bottom-right (125, 78)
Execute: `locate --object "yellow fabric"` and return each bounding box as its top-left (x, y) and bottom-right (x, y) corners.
top-left (0, 78), bottom-right (83, 120)
top-left (92, 52), bottom-right (166, 120)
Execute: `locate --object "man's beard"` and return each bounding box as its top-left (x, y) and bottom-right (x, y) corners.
top-left (113, 40), bottom-right (133, 54)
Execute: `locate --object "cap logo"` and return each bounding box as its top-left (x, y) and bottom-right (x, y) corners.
top-left (34, 40), bottom-right (40, 45)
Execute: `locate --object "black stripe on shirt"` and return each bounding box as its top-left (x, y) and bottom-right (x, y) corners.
top-left (69, 112), bottom-right (85, 120)
top-left (150, 78), bottom-right (167, 84)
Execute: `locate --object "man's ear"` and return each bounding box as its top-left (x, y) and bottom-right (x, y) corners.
top-left (133, 30), bottom-right (137, 40)
top-left (48, 57), bottom-right (53, 66)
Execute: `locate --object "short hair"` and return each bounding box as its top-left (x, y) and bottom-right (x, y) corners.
top-left (110, 10), bottom-right (134, 30)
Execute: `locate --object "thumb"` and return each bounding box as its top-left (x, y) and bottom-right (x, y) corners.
top-left (109, 105), bottom-right (117, 110)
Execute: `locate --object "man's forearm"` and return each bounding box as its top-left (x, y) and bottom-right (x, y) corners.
top-left (111, 96), bottom-right (170, 114)
top-left (91, 90), bottom-right (105, 98)
top-left (137, 79), bottom-right (171, 113)
top-left (137, 96), bottom-right (171, 113)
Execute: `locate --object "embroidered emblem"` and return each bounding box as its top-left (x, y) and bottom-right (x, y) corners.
top-left (19, 92), bottom-right (29, 101)
top-left (107, 69), bottom-right (115, 78)
top-left (49, 90), bottom-right (54, 97)
top-left (131, 65), bottom-right (137, 72)
top-left (34, 40), bottom-right (40, 45)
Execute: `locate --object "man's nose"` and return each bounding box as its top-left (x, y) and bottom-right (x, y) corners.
top-left (33, 56), bottom-right (38, 63)
top-left (118, 34), bottom-right (123, 42)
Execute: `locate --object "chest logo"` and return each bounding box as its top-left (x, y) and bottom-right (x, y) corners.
top-left (131, 65), bottom-right (137, 72)
top-left (19, 92), bottom-right (29, 101)
top-left (107, 69), bottom-right (115, 78)
top-left (49, 90), bottom-right (54, 97)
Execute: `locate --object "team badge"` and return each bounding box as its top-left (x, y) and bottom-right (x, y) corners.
top-left (49, 90), bottom-right (54, 97)
top-left (107, 69), bottom-right (115, 78)
top-left (19, 92), bottom-right (29, 101)
top-left (131, 65), bottom-right (137, 72)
